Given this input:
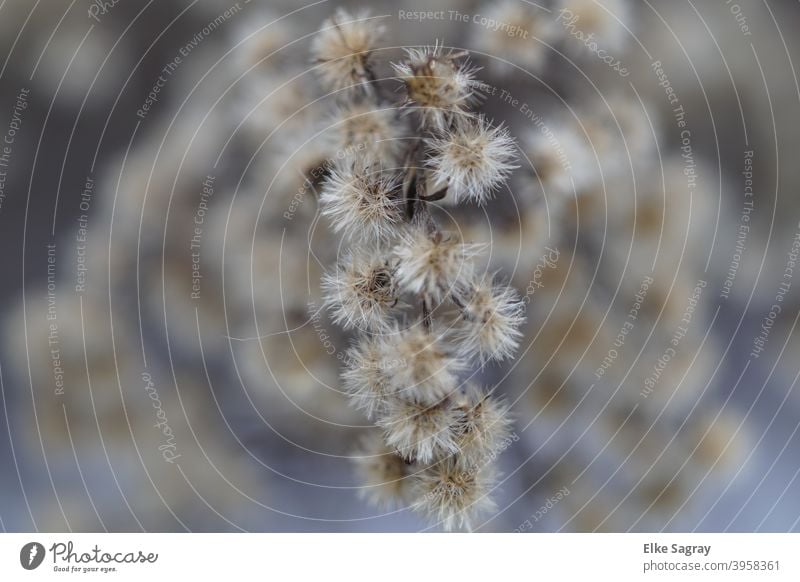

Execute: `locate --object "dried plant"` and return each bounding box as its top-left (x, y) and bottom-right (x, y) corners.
top-left (312, 10), bottom-right (522, 530)
top-left (0, 0), bottom-right (775, 535)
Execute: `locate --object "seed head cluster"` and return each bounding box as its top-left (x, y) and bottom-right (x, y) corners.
top-left (314, 10), bottom-right (523, 531)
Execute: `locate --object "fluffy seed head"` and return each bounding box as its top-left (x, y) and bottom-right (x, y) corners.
top-left (453, 388), bottom-right (513, 467)
top-left (522, 121), bottom-right (594, 195)
top-left (326, 101), bottom-right (406, 165)
top-left (384, 325), bottom-right (462, 404)
top-left (319, 159), bottom-right (402, 240)
top-left (311, 8), bottom-right (384, 93)
top-left (469, 0), bottom-right (558, 75)
top-left (455, 274), bottom-right (525, 362)
top-left (412, 460), bottom-right (497, 531)
top-left (322, 251), bottom-right (399, 331)
top-left (393, 45), bottom-right (480, 130)
top-left (394, 228), bottom-right (484, 302)
top-left (426, 116), bottom-right (518, 205)
top-left (378, 398), bottom-right (461, 463)
top-left (354, 432), bottom-right (413, 507)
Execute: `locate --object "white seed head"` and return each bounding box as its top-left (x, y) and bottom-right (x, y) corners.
top-left (455, 274), bottom-right (525, 362)
top-left (354, 432), bottom-right (413, 507)
top-left (341, 335), bottom-right (395, 419)
top-left (394, 228), bottom-right (485, 302)
top-left (377, 398), bottom-right (462, 463)
top-left (311, 8), bottom-right (384, 93)
top-left (322, 251), bottom-right (399, 331)
top-left (393, 45), bottom-right (481, 130)
top-left (383, 325), bottom-right (462, 404)
top-left (412, 460), bottom-right (497, 531)
top-left (319, 159), bottom-right (402, 241)
top-left (426, 116), bottom-right (518, 205)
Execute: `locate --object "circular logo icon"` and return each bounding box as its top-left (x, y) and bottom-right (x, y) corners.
top-left (20, 542), bottom-right (45, 570)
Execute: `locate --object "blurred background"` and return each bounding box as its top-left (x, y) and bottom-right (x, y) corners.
top-left (1, 0), bottom-right (800, 532)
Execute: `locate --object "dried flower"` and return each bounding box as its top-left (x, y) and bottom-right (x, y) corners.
top-left (354, 433), bottom-right (414, 507)
top-left (233, 72), bottom-right (313, 142)
top-left (394, 227), bottom-right (484, 302)
top-left (521, 121), bottom-right (594, 195)
top-left (378, 398), bottom-right (461, 463)
top-left (453, 388), bottom-right (513, 466)
top-left (383, 325), bottom-right (462, 404)
top-left (310, 28), bottom-right (517, 531)
top-left (322, 251), bottom-right (399, 331)
top-left (319, 158), bottom-right (402, 240)
top-left (454, 274), bottom-right (525, 362)
top-left (232, 16), bottom-right (297, 73)
top-left (426, 115), bottom-right (518, 205)
top-left (412, 459), bottom-right (497, 531)
top-left (311, 8), bottom-right (384, 93)
top-left (393, 45), bottom-right (480, 129)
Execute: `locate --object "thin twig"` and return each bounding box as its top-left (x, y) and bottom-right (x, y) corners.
top-left (418, 185), bottom-right (448, 203)
top-left (421, 296), bottom-right (432, 331)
